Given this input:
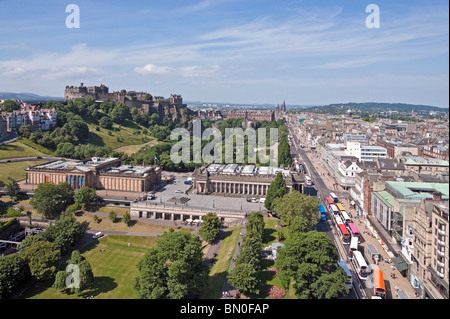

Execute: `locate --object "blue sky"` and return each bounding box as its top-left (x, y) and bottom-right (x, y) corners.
top-left (0, 0), bottom-right (448, 107)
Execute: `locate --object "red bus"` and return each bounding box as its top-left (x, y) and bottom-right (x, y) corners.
top-left (338, 224), bottom-right (351, 245)
top-left (326, 197), bottom-right (334, 207)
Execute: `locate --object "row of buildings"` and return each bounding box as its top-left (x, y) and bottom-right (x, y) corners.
top-left (294, 112), bottom-right (449, 299)
top-left (196, 100), bottom-right (288, 123)
top-left (0, 102), bottom-right (57, 141)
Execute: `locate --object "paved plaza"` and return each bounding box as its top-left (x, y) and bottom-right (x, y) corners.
top-left (151, 172), bottom-right (267, 213)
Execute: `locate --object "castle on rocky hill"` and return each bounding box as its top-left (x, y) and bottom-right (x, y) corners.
top-left (64, 83), bottom-right (186, 114)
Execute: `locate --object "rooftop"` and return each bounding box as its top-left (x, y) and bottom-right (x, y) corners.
top-left (385, 181), bottom-right (449, 200)
top-left (201, 164), bottom-right (292, 177)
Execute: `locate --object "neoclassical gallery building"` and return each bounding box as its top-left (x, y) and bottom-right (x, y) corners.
top-left (25, 157), bottom-right (161, 193)
top-left (192, 164), bottom-right (304, 196)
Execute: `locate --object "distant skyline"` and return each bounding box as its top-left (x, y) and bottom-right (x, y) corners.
top-left (0, 0), bottom-right (448, 108)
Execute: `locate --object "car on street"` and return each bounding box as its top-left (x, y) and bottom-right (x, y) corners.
top-left (175, 189), bottom-right (183, 193)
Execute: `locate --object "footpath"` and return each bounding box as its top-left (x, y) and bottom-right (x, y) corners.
top-left (220, 220), bottom-right (246, 299)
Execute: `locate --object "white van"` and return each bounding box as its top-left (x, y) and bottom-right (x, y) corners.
top-left (259, 198), bottom-right (266, 203)
top-left (305, 175), bottom-right (312, 186)
top-left (92, 232), bottom-right (104, 239)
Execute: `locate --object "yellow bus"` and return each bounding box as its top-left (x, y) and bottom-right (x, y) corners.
top-left (336, 203), bottom-right (345, 212)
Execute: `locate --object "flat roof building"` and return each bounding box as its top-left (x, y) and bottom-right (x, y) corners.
top-left (26, 157), bottom-right (161, 193)
top-left (192, 164), bottom-right (304, 196)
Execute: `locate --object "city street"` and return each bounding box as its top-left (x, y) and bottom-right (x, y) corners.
top-left (287, 124), bottom-right (418, 299)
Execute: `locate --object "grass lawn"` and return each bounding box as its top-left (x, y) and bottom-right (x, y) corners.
top-left (96, 206), bottom-right (130, 216)
top-left (87, 121), bottom-right (154, 150)
top-left (0, 160), bottom-right (46, 184)
top-left (75, 211), bottom-right (193, 234)
top-left (23, 235), bottom-right (158, 299)
top-left (17, 138), bottom-right (54, 155)
top-left (200, 225), bottom-right (242, 299)
top-left (0, 141), bottom-right (45, 159)
top-left (114, 139), bottom-right (159, 155)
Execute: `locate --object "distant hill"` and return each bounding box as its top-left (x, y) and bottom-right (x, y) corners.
top-left (0, 92), bottom-right (64, 102)
top-left (302, 102), bottom-right (449, 114)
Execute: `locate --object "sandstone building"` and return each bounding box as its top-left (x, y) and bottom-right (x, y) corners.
top-left (192, 163), bottom-right (304, 196)
top-left (25, 157), bottom-right (161, 193)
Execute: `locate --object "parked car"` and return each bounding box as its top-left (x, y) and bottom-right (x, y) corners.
top-left (175, 189), bottom-right (183, 193)
top-left (92, 232), bottom-right (104, 239)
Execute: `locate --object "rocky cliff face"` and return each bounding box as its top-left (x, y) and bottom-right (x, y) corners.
top-left (153, 104), bottom-right (196, 129)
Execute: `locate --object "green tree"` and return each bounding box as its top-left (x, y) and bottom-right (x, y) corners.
top-left (275, 231), bottom-right (347, 298)
top-left (18, 124), bottom-right (31, 138)
top-left (100, 100), bottom-right (114, 113)
top-left (45, 216), bottom-right (86, 255)
top-left (23, 241), bottom-right (61, 281)
top-left (235, 236), bottom-right (262, 270)
top-left (292, 262), bottom-right (321, 299)
top-left (55, 142), bottom-right (75, 158)
top-left (0, 99), bottom-right (19, 112)
top-left (122, 212), bottom-right (131, 225)
top-left (99, 116), bottom-right (113, 129)
top-left (65, 250), bottom-right (94, 294)
top-left (74, 187), bottom-right (97, 210)
top-left (18, 233), bottom-right (47, 255)
top-left (5, 178), bottom-right (21, 202)
top-left (310, 268), bottom-right (350, 299)
top-left (199, 212), bottom-right (221, 243)
top-left (245, 212), bottom-right (265, 240)
top-left (30, 182), bottom-right (74, 219)
top-left (53, 271), bottom-right (68, 292)
top-left (264, 172), bottom-right (288, 212)
top-left (288, 216), bottom-right (311, 235)
top-left (134, 231), bottom-right (208, 299)
top-left (228, 263), bottom-right (260, 296)
top-left (144, 93), bottom-right (153, 100)
top-left (152, 125), bottom-right (171, 141)
top-left (272, 191), bottom-right (319, 228)
top-left (0, 254), bottom-right (28, 299)
top-left (61, 120), bottom-right (89, 144)
top-left (110, 102), bottom-right (130, 124)
top-left (108, 211), bottom-right (117, 222)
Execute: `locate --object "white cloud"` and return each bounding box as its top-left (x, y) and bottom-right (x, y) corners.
top-left (179, 65), bottom-right (220, 77)
top-left (41, 66), bottom-right (104, 80)
top-left (133, 63), bottom-right (220, 78)
top-left (133, 63), bottom-right (174, 75)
